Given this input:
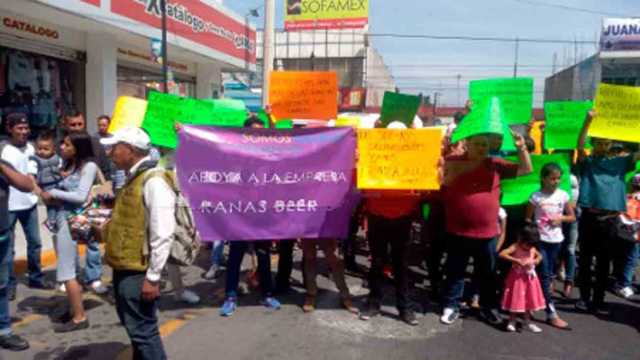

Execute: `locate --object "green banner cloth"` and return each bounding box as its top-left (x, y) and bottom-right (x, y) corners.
top-left (500, 154), bottom-right (572, 206)
top-left (275, 119), bottom-right (293, 129)
top-left (380, 92), bottom-right (421, 126)
top-left (544, 100), bottom-right (593, 150)
top-left (469, 78), bottom-right (533, 125)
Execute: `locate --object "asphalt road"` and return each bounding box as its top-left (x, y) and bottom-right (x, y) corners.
top-left (3, 245), bottom-right (640, 360)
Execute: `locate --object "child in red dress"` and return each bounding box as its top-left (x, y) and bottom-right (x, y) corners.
top-left (499, 223), bottom-right (546, 333)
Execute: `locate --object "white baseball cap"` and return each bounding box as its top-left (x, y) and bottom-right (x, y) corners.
top-left (100, 127), bottom-right (151, 151)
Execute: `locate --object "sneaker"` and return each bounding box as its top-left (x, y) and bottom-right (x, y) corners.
top-left (57, 283), bottom-right (67, 293)
top-left (359, 302), bottom-right (381, 321)
top-left (177, 290), bottom-right (200, 305)
top-left (28, 280), bottom-right (55, 290)
top-left (203, 265), bottom-right (221, 280)
top-left (89, 281), bottom-right (108, 295)
top-left (302, 296), bottom-right (315, 313)
top-left (440, 307), bottom-right (459, 325)
top-left (220, 297), bottom-right (237, 317)
top-left (575, 300), bottom-right (590, 312)
top-left (54, 318), bottom-right (90, 333)
top-left (262, 297), bottom-right (281, 310)
top-left (0, 334), bottom-right (29, 351)
top-left (480, 308), bottom-right (503, 326)
top-left (505, 322), bottom-right (517, 332)
top-left (524, 323), bottom-right (542, 333)
top-left (399, 309), bottom-right (419, 326)
top-left (615, 286), bottom-right (634, 299)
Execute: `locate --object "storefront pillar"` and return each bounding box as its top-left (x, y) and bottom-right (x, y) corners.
top-left (196, 63), bottom-right (222, 99)
top-left (85, 32), bottom-right (117, 134)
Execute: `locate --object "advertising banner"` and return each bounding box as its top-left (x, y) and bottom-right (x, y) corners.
top-left (601, 18), bottom-right (640, 51)
top-left (284, 0), bottom-right (369, 31)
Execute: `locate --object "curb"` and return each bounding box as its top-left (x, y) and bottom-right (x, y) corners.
top-left (13, 245), bottom-right (91, 275)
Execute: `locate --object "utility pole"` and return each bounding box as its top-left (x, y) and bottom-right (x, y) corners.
top-left (261, 0), bottom-right (275, 107)
top-left (513, 37), bottom-right (519, 78)
top-left (161, 0), bottom-right (168, 94)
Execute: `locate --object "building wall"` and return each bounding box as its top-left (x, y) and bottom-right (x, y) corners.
top-left (364, 46), bottom-right (394, 108)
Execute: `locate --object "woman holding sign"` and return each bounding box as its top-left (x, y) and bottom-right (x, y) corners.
top-left (440, 132), bottom-right (532, 327)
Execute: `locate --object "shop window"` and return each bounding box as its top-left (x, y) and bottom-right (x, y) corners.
top-left (0, 47), bottom-right (82, 139)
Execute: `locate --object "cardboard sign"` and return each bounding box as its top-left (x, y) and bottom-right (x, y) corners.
top-left (452, 97), bottom-right (516, 151)
top-left (591, 83), bottom-right (640, 143)
top-left (108, 96), bottom-right (147, 134)
top-left (269, 71), bottom-right (338, 120)
top-left (544, 101), bottom-right (593, 150)
top-left (357, 128), bottom-right (443, 190)
top-left (142, 92), bottom-right (247, 148)
top-left (379, 92), bottom-right (421, 126)
top-left (469, 78), bottom-right (534, 125)
top-left (500, 154), bottom-right (572, 206)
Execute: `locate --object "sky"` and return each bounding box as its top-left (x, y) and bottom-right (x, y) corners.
top-left (223, 0), bottom-right (640, 107)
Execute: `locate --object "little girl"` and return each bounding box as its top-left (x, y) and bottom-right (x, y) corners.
top-left (500, 223), bottom-right (546, 333)
top-left (526, 162), bottom-right (575, 330)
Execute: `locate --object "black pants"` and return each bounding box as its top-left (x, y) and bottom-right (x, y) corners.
top-left (578, 210), bottom-right (615, 306)
top-left (113, 270), bottom-right (167, 360)
top-left (276, 240), bottom-right (295, 291)
top-left (367, 215), bottom-right (412, 311)
top-left (424, 208), bottom-right (446, 293)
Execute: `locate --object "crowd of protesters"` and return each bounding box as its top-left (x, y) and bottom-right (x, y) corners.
top-left (0, 103), bottom-right (638, 360)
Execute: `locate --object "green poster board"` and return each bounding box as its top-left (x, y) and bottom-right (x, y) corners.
top-left (626, 161), bottom-right (640, 189)
top-left (257, 109), bottom-right (271, 128)
top-left (469, 78), bottom-right (533, 125)
top-left (544, 100), bottom-right (593, 150)
top-left (275, 119), bottom-right (293, 129)
top-left (142, 92), bottom-right (247, 148)
top-left (500, 154), bottom-right (572, 206)
top-left (379, 92), bottom-right (421, 127)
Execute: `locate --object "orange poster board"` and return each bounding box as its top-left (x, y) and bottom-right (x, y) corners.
top-left (269, 71), bottom-right (338, 120)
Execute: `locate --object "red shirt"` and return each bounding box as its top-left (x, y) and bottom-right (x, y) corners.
top-left (443, 155), bottom-right (518, 238)
top-left (365, 190), bottom-right (422, 219)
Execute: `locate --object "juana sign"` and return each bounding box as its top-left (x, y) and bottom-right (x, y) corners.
top-left (284, 0), bottom-right (368, 31)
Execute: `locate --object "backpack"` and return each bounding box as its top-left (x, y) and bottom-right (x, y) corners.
top-left (144, 168), bottom-right (201, 266)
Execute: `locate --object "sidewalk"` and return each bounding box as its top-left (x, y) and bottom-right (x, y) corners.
top-left (12, 204), bottom-right (58, 274)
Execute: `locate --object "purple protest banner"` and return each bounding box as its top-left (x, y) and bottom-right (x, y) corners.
top-left (176, 125), bottom-right (357, 241)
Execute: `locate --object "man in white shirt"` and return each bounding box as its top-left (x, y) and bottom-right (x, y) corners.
top-left (0, 113), bottom-right (50, 300)
top-left (101, 127), bottom-right (173, 360)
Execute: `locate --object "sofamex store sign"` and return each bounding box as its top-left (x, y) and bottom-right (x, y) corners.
top-left (284, 0), bottom-right (368, 31)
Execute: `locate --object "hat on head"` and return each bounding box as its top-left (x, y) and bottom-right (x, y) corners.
top-left (387, 121), bottom-right (407, 129)
top-left (5, 113), bottom-right (28, 128)
top-left (100, 127), bottom-right (150, 151)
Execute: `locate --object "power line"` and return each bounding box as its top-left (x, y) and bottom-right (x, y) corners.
top-left (367, 32), bottom-right (596, 44)
top-left (506, 0), bottom-right (629, 17)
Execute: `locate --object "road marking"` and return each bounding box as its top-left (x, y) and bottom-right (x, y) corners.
top-left (12, 314), bottom-right (44, 329)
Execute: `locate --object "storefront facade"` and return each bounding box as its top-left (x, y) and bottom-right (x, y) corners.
top-left (0, 0), bottom-right (256, 135)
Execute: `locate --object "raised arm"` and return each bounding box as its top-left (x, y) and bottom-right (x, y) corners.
top-left (577, 110), bottom-right (594, 162)
top-left (499, 244), bottom-right (523, 266)
top-left (514, 132), bottom-right (533, 176)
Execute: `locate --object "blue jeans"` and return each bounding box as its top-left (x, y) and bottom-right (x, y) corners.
top-left (8, 206), bottom-right (43, 287)
top-left (113, 270), bottom-right (166, 360)
top-left (225, 241), bottom-right (273, 298)
top-left (561, 220), bottom-right (578, 283)
top-left (537, 242), bottom-right (562, 319)
top-left (83, 239), bottom-right (102, 284)
top-left (443, 235), bottom-right (498, 311)
top-left (0, 231), bottom-right (12, 336)
top-left (210, 241), bottom-right (224, 267)
top-left (613, 241), bottom-right (639, 289)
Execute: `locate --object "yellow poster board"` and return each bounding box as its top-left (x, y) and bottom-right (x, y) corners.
top-left (357, 128), bottom-right (444, 190)
top-left (108, 96), bottom-right (148, 134)
top-left (590, 83), bottom-right (640, 143)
